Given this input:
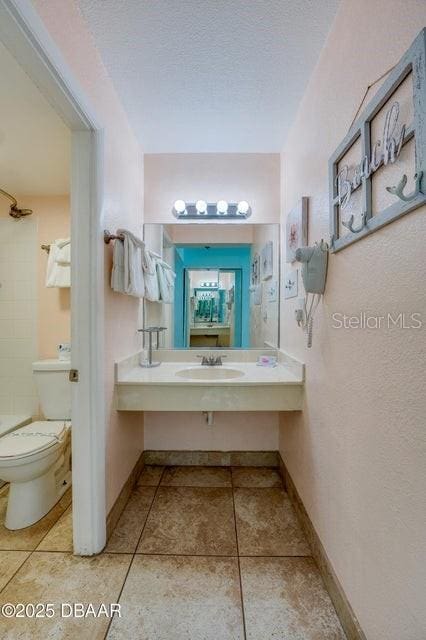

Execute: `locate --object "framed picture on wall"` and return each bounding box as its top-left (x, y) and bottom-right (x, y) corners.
top-left (286, 197), bottom-right (308, 263)
top-left (251, 253), bottom-right (260, 285)
top-left (250, 283), bottom-right (262, 305)
top-left (261, 241), bottom-right (273, 280)
top-left (284, 268), bottom-right (298, 299)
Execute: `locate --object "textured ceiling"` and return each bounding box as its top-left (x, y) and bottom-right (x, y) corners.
top-left (0, 42), bottom-right (70, 196)
top-left (77, 0), bottom-right (340, 152)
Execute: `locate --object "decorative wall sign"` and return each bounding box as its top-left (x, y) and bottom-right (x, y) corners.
top-left (261, 241), bottom-right (274, 280)
top-left (329, 29), bottom-right (426, 252)
top-left (284, 269), bottom-right (298, 299)
top-left (286, 197), bottom-right (308, 263)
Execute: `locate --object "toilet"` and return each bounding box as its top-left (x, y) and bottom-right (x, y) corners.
top-left (0, 360), bottom-right (72, 530)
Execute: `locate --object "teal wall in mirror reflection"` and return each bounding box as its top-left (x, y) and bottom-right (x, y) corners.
top-left (174, 245), bottom-right (251, 348)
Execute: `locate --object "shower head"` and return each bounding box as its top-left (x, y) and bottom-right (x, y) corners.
top-left (0, 188), bottom-right (33, 219)
top-left (9, 203), bottom-right (33, 219)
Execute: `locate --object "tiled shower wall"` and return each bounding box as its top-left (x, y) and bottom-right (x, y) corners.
top-left (0, 217), bottom-right (38, 415)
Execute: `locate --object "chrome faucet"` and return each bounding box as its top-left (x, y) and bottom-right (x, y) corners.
top-left (197, 354), bottom-right (226, 366)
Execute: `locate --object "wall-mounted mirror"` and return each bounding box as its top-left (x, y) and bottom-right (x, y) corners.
top-left (144, 224), bottom-right (280, 349)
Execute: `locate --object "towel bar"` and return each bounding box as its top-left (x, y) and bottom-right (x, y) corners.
top-left (104, 230), bottom-right (125, 244)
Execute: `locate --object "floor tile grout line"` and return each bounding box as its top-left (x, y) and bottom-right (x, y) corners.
top-left (231, 472), bottom-right (248, 640)
top-left (4, 548), bottom-right (74, 554)
top-left (102, 467), bottom-right (167, 640)
top-left (152, 484), bottom-right (283, 489)
top-left (34, 503), bottom-right (73, 553)
top-left (0, 549), bottom-right (313, 558)
top-left (104, 552), bottom-right (240, 558)
top-left (0, 491), bottom-right (71, 595)
top-left (0, 549), bottom-right (33, 596)
top-left (159, 484), bottom-right (233, 489)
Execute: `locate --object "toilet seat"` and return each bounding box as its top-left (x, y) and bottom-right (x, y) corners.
top-left (0, 421), bottom-right (71, 460)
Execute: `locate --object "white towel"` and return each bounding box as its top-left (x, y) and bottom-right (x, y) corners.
top-left (56, 239), bottom-right (71, 265)
top-left (157, 261), bottom-right (175, 303)
top-left (111, 234), bottom-right (126, 293)
top-left (111, 229), bottom-right (145, 298)
top-left (45, 239), bottom-right (71, 288)
top-left (142, 249), bottom-right (160, 301)
top-left (123, 230), bottom-right (145, 297)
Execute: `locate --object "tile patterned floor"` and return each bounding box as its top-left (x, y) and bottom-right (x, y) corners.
top-left (234, 487), bottom-right (311, 556)
top-left (138, 486), bottom-right (237, 555)
top-left (0, 466), bottom-right (346, 639)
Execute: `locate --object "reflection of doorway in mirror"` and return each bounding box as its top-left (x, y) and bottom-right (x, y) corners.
top-left (187, 269), bottom-right (239, 348)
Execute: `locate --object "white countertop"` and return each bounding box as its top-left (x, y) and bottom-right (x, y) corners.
top-left (114, 350), bottom-right (304, 411)
top-left (117, 361), bottom-right (302, 387)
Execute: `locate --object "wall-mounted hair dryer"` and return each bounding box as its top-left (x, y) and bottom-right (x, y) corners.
top-left (295, 240), bottom-right (329, 347)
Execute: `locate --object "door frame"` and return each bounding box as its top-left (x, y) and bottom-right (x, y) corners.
top-left (219, 268), bottom-right (242, 348)
top-left (0, 0), bottom-right (106, 554)
top-left (184, 268), bottom-right (243, 348)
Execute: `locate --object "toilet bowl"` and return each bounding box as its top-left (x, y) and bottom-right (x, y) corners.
top-left (0, 359), bottom-right (72, 530)
top-left (0, 416), bottom-right (32, 490)
top-left (0, 421), bottom-right (71, 529)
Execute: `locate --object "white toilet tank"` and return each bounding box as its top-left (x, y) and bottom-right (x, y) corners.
top-left (32, 360), bottom-right (72, 420)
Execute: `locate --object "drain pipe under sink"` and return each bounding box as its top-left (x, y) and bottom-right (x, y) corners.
top-left (202, 411), bottom-right (214, 426)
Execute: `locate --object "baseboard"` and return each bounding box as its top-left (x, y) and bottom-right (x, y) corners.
top-left (106, 451), bottom-right (145, 541)
top-left (143, 450), bottom-right (279, 467)
top-left (278, 455), bottom-right (367, 640)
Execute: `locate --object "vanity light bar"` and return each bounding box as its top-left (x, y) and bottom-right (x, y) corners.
top-left (172, 200), bottom-right (252, 219)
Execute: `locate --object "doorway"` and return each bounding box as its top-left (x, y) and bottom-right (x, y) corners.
top-left (174, 244), bottom-right (251, 348)
top-left (0, 0), bottom-right (105, 554)
top-left (184, 268), bottom-right (242, 348)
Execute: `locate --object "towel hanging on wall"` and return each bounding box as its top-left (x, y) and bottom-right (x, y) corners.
top-left (142, 249), bottom-right (160, 301)
top-left (109, 229), bottom-right (175, 302)
top-left (111, 229), bottom-right (145, 297)
top-left (45, 238), bottom-right (71, 288)
top-left (157, 260), bottom-right (176, 303)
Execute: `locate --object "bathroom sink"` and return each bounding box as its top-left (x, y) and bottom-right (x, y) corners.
top-left (175, 367), bottom-right (244, 380)
top-left (115, 351), bottom-right (304, 411)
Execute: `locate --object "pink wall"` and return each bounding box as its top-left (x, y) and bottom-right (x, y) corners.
top-left (33, 0), bottom-right (144, 512)
top-left (145, 153), bottom-right (280, 224)
top-left (280, 2), bottom-right (426, 638)
top-left (144, 412), bottom-right (279, 451)
top-left (168, 224), bottom-right (254, 244)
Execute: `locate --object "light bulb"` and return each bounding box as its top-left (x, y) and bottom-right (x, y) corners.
top-left (217, 200), bottom-right (228, 215)
top-left (237, 200), bottom-right (250, 215)
top-left (196, 199), bottom-right (207, 214)
top-left (173, 199), bottom-right (186, 215)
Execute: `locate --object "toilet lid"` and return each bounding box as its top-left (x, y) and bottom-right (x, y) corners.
top-left (0, 421), bottom-right (70, 459)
